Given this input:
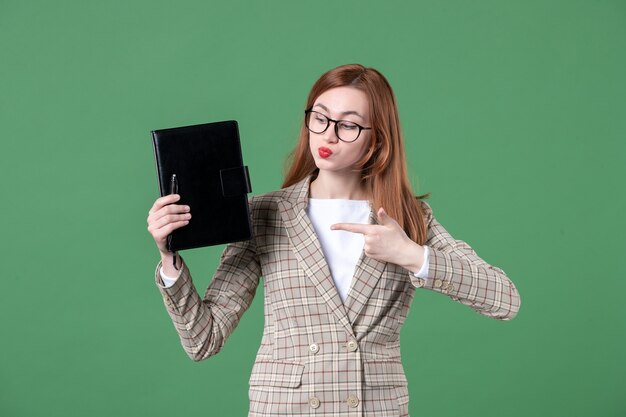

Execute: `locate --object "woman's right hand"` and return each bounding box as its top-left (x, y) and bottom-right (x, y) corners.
top-left (147, 194), bottom-right (191, 255)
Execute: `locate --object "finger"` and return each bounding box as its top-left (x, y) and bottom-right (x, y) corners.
top-left (377, 207), bottom-right (400, 228)
top-left (149, 215), bottom-right (191, 236)
top-left (331, 223), bottom-right (375, 234)
top-left (148, 207), bottom-right (190, 228)
top-left (149, 194), bottom-right (181, 215)
top-left (377, 207), bottom-right (389, 224)
top-left (158, 220), bottom-right (190, 237)
top-left (149, 212), bottom-right (192, 230)
top-left (150, 220), bottom-right (190, 245)
top-left (148, 203), bottom-right (190, 224)
top-left (162, 203), bottom-right (190, 215)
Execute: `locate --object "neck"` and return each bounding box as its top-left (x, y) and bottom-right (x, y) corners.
top-left (309, 170), bottom-right (368, 200)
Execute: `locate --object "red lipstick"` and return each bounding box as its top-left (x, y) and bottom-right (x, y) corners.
top-left (318, 147), bottom-right (332, 158)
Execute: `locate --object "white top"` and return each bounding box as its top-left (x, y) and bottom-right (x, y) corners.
top-left (161, 199), bottom-right (430, 298)
top-left (306, 198), bottom-right (372, 301)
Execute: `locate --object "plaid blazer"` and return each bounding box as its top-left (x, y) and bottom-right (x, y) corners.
top-left (156, 176), bottom-right (520, 416)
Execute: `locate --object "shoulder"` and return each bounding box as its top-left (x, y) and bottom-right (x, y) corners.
top-left (251, 187), bottom-right (291, 203)
top-left (247, 178), bottom-right (306, 217)
top-left (418, 198), bottom-right (434, 224)
top-left (249, 187), bottom-right (291, 209)
top-left (249, 176), bottom-right (309, 211)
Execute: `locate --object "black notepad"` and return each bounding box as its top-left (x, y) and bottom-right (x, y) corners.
top-left (151, 120), bottom-right (252, 252)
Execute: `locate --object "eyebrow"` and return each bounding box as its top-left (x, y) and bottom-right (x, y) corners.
top-left (313, 103), bottom-right (365, 120)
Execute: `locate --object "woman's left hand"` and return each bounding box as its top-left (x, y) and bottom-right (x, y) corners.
top-left (331, 207), bottom-right (425, 273)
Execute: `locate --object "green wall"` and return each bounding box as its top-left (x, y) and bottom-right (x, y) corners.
top-left (1, 1), bottom-right (624, 416)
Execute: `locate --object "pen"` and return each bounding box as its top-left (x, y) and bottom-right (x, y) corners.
top-left (169, 174), bottom-right (179, 270)
top-left (170, 174), bottom-right (178, 195)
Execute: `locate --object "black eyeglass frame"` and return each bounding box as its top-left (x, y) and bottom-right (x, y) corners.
top-left (304, 109), bottom-right (372, 143)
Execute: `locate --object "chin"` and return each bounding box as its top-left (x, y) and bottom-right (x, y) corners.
top-left (313, 158), bottom-right (336, 170)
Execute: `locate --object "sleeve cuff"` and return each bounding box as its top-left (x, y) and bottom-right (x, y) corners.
top-left (160, 266), bottom-right (180, 288)
top-left (413, 246), bottom-right (430, 280)
top-left (155, 258), bottom-right (186, 289)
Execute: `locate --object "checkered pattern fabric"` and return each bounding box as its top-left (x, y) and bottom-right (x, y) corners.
top-left (156, 176), bottom-right (520, 416)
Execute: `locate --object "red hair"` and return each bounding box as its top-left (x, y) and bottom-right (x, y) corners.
top-left (283, 64), bottom-right (430, 244)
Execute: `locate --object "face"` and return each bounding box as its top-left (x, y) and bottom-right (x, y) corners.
top-left (308, 86), bottom-right (371, 175)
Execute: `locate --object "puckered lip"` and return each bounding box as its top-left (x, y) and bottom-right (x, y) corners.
top-left (318, 147), bottom-right (333, 158)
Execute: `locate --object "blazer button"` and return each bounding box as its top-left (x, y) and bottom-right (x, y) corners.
top-left (446, 283), bottom-right (455, 292)
top-left (347, 394), bottom-right (359, 408)
top-left (434, 279), bottom-right (443, 288)
top-left (346, 339), bottom-right (358, 352)
top-left (309, 343), bottom-right (319, 354)
top-left (309, 396), bottom-right (321, 409)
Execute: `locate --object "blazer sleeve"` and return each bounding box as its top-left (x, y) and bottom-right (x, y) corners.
top-left (410, 201), bottom-right (521, 320)
top-left (155, 234), bottom-right (261, 361)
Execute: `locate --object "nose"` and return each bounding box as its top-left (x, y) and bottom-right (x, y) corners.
top-left (322, 121), bottom-right (340, 143)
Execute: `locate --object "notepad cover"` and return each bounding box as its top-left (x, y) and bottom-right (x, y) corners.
top-left (151, 120), bottom-right (252, 252)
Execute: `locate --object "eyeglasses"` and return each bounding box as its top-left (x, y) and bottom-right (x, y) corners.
top-left (304, 110), bottom-right (371, 143)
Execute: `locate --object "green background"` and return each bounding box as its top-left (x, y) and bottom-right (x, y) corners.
top-left (1, 1), bottom-right (624, 416)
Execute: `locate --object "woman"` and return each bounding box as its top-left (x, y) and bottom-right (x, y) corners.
top-left (147, 64), bottom-right (521, 417)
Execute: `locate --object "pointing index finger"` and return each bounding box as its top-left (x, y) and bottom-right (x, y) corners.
top-left (331, 223), bottom-right (375, 235)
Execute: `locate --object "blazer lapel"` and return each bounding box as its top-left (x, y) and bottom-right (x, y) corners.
top-left (277, 177), bottom-right (354, 336)
top-left (343, 210), bottom-right (388, 326)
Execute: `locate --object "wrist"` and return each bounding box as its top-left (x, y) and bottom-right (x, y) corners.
top-left (160, 251), bottom-right (182, 278)
top-left (159, 249), bottom-right (173, 260)
top-left (159, 250), bottom-right (178, 268)
top-left (400, 241), bottom-right (425, 273)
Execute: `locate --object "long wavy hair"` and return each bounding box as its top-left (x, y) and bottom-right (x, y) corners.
top-left (283, 64), bottom-right (430, 245)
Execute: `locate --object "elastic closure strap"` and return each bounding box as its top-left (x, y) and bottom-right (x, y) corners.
top-left (220, 166), bottom-right (252, 197)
